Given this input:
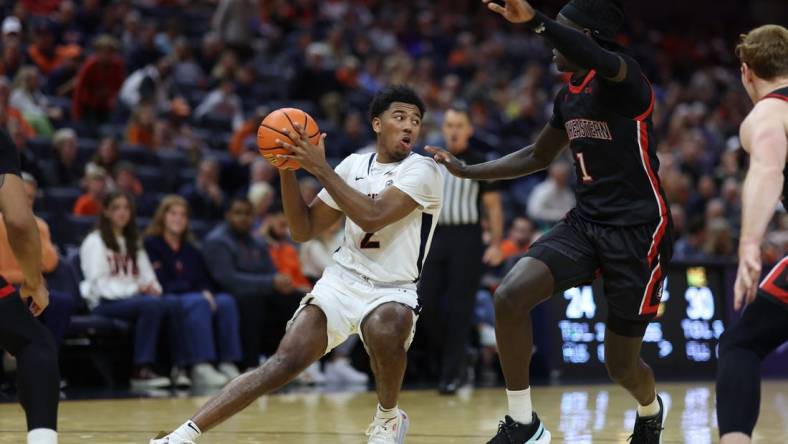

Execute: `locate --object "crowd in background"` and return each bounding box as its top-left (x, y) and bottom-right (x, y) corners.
top-left (0, 0), bottom-right (785, 389)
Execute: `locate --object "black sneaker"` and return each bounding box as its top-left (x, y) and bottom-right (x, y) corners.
top-left (628, 395), bottom-right (665, 443)
top-left (487, 413), bottom-right (551, 443)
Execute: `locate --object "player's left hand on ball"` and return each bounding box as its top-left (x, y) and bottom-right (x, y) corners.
top-left (276, 125), bottom-right (328, 175)
top-left (734, 241), bottom-right (761, 311)
top-left (483, 0), bottom-right (536, 23)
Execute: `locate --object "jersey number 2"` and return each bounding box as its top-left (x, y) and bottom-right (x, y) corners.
top-left (575, 152), bottom-right (593, 183)
top-left (360, 232), bottom-right (380, 249)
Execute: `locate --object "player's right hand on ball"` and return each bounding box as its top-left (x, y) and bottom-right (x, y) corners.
top-left (20, 276), bottom-right (49, 316)
top-left (425, 146), bottom-right (467, 177)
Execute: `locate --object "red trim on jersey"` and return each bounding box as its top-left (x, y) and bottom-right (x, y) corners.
top-left (568, 70), bottom-right (596, 94)
top-left (760, 257), bottom-right (788, 303)
top-left (761, 93), bottom-right (788, 103)
top-left (633, 81), bottom-right (656, 121)
top-left (0, 284), bottom-right (15, 299)
top-left (639, 263), bottom-right (663, 316)
top-left (637, 122), bottom-right (668, 267)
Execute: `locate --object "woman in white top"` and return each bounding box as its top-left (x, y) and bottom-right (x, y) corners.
top-left (79, 190), bottom-right (173, 389)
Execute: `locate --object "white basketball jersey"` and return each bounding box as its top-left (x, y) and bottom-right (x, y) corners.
top-left (317, 152), bottom-right (443, 285)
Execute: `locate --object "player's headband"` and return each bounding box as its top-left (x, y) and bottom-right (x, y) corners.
top-left (559, 0), bottom-right (624, 43)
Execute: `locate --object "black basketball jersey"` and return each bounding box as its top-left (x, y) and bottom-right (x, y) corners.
top-left (0, 129), bottom-right (21, 289)
top-left (550, 56), bottom-right (668, 232)
top-left (761, 86), bottom-right (788, 210)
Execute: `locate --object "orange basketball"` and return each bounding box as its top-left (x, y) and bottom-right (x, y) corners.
top-left (257, 108), bottom-right (320, 170)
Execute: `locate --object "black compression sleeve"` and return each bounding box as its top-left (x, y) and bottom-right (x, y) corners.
top-left (525, 11), bottom-right (621, 79)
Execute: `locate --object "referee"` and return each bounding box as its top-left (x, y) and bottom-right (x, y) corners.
top-left (418, 105), bottom-right (504, 395)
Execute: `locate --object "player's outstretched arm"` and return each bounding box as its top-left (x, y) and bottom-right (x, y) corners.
top-left (484, 0), bottom-right (625, 81)
top-left (427, 124), bottom-right (568, 181)
top-left (734, 102), bottom-right (787, 309)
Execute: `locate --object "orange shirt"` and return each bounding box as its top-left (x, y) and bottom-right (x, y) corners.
top-left (73, 194), bottom-right (101, 216)
top-left (268, 241), bottom-right (311, 290)
top-left (0, 215), bottom-right (59, 284)
top-left (501, 239), bottom-right (529, 260)
top-left (229, 120), bottom-right (256, 157)
top-left (127, 123), bottom-right (155, 148)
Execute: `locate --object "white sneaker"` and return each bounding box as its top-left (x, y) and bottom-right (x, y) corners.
top-left (324, 358), bottom-right (369, 384)
top-left (149, 434), bottom-right (195, 444)
top-left (171, 367), bottom-right (192, 388)
top-left (295, 362), bottom-right (326, 385)
top-left (191, 363), bottom-right (229, 387)
top-left (217, 362), bottom-right (240, 380)
top-left (366, 410), bottom-right (409, 444)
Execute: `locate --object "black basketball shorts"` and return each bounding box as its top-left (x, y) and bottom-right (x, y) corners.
top-left (525, 209), bottom-right (673, 337)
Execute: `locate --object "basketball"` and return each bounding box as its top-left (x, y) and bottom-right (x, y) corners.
top-left (257, 108), bottom-right (321, 170)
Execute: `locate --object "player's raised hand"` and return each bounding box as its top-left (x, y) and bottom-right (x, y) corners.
top-left (734, 241), bottom-right (761, 311)
top-left (20, 276), bottom-right (49, 317)
top-left (276, 124), bottom-right (329, 175)
top-left (482, 0), bottom-right (536, 23)
top-left (425, 146), bottom-right (469, 177)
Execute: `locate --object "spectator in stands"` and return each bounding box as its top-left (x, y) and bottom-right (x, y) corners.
top-left (299, 218), bottom-right (343, 283)
top-left (500, 216), bottom-right (536, 260)
top-left (194, 77), bottom-right (244, 131)
top-left (0, 77), bottom-right (35, 142)
top-left (171, 37), bottom-right (204, 88)
top-left (0, 172), bottom-right (76, 344)
top-left (42, 128), bottom-right (81, 187)
top-left (144, 195), bottom-right (242, 387)
top-left (260, 204), bottom-right (311, 293)
top-left (11, 66), bottom-right (59, 137)
top-left (126, 22), bottom-right (163, 73)
top-left (229, 107), bottom-right (265, 164)
top-left (248, 181), bottom-right (274, 230)
top-left (0, 17), bottom-right (23, 79)
top-left (179, 158), bottom-right (225, 220)
top-left (299, 177), bottom-right (320, 207)
top-left (114, 161), bottom-right (144, 198)
top-left (72, 35), bottom-right (124, 124)
top-left (119, 56), bottom-right (173, 111)
top-left (673, 217), bottom-right (708, 261)
top-left (202, 197), bottom-right (297, 371)
top-left (78, 190), bottom-right (172, 388)
top-left (43, 44), bottom-right (82, 97)
top-left (212, 0), bottom-right (256, 61)
top-left (74, 167), bottom-right (108, 216)
top-left (26, 20), bottom-right (70, 76)
top-left (197, 32), bottom-right (223, 76)
top-left (87, 136), bottom-right (119, 175)
top-left (126, 102), bottom-right (157, 148)
top-left (526, 161), bottom-right (575, 225)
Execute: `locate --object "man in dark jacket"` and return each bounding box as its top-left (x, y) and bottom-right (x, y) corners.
top-left (202, 197), bottom-right (296, 370)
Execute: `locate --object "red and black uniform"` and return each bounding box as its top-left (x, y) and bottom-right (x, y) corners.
top-left (716, 86), bottom-right (788, 438)
top-left (0, 128), bottom-right (60, 432)
top-left (522, 11), bottom-right (672, 336)
top-left (758, 86), bottom-right (788, 308)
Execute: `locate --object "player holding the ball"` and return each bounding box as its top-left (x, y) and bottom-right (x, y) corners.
top-left (151, 85), bottom-right (442, 444)
top-left (429, 0), bottom-right (671, 443)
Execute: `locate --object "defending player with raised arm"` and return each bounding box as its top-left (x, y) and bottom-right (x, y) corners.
top-left (430, 1), bottom-right (671, 443)
top-left (152, 85), bottom-right (442, 444)
top-left (716, 24), bottom-right (788, 444)
top-left (0, 128), bottom-right (59, 444)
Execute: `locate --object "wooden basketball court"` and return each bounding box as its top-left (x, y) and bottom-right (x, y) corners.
top-left (1, 382), bottom-right (787, 443)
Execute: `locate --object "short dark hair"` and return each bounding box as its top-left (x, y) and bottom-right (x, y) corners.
top-left (368, 85), bottom-right (425, 122)
top-left (227, 196), bottom-right (252, 211)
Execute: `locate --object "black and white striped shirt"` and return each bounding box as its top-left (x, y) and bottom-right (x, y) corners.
top-left (437, 149), bottom-right (500, 226)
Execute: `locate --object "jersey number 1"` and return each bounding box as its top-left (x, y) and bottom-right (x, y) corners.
top-left (360, 232), bottom-right (380, 249)
top-left (575, 152), bottom-right (593, 183)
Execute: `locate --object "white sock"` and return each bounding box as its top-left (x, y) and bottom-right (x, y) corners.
top-left (27, 428), bottom-right (57, 444)
top-left (171, 420), bottom-right (202, 441)
top-left (375, 403), bottom-right (398, 421)
top-left (506, 388), bottom-right (533, 425)
top-left (637, 392), bottom-right (660, 417)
